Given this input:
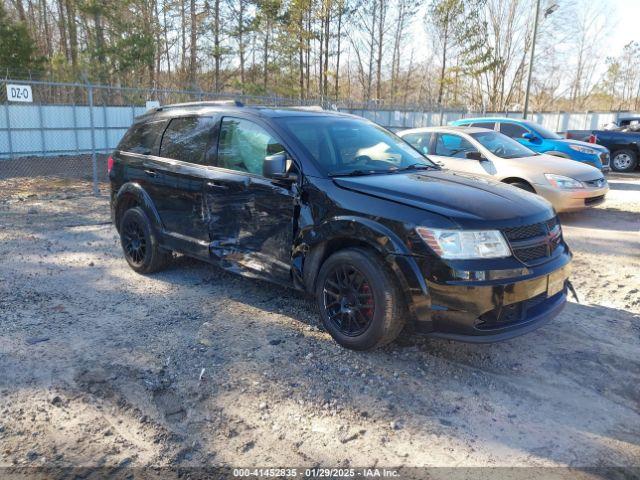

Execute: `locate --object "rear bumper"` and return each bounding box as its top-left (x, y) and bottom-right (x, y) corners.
top-left (394, 256), bottom-right (572, 343)
top-left (534, 184), bottom-right (609, 212)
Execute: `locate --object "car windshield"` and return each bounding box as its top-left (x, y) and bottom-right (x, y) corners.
top-left (274, 116), bottom-right (437, 176)
top-left (525, 121), bottom-right (561, 139)
top-left (470, 131), bottom-right (538, 159)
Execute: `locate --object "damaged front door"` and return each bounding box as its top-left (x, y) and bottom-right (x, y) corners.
top-left (203, 116), bottom-right (296, 284)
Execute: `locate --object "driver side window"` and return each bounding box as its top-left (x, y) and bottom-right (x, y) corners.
top-left (217, 117), bottom-right (285, 175)
top-left (434, 133), bottom-right (477, 158)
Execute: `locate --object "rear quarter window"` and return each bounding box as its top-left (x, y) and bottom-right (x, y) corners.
top-left (118, 120), bottom-right (166, 154)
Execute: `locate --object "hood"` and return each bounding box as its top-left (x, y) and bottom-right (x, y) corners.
top-left (515, 154), bottom-right (604, 181)
top-left (333, 170), bottom-right (554, 227)
top-left (556, 138), bottom-right (608, 152)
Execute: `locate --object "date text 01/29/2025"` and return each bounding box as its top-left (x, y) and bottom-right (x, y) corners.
top-left (232, 468), bottom-right (400, 477)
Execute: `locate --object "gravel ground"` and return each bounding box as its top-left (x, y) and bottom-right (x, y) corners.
top-left (0, 174), bottom-right (638, 479)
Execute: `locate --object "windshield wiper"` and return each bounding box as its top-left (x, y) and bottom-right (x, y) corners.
top-left (395, 163), bottom-right (438, 172)
top-left (328, 169), bottom-right (391, 177)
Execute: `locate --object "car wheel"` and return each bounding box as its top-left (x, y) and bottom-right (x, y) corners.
top-left (611, 149), bottom-right (638, 172)
top-left (315, 248), bottom-right (406, 350)
top-left (508, 181), bottom-right (535, 193)
top-left (120, 207), bottom-right (170, 274)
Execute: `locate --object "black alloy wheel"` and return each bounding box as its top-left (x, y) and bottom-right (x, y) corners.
top-left (119, 207), bottom-right (170, 274)
top-left (122, 216), bottom-right (148, 266)
top-left (315, 248), bottom-right (406, 350)
top-left (322, 264), bottom-right (375, 337)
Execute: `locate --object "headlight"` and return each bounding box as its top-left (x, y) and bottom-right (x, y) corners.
top-left (544, 173), bottom-right (584, 189)
top-left (416, 228), bottom-right (511, 259)
top-left (569, 145), bottom-right (597, 155)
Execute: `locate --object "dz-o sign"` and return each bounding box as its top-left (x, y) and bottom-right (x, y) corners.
top-left (7, 84), bottom-right (33, 103)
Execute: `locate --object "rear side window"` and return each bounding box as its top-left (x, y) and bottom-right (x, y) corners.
top-left (470, 121), bottom-right (495, 130)
top-left (118, 120), bottom-right (165, 154)
top-left (500, 122), bottom-right (528, 139)
top-left (402, 132), bottom-right (432, 154)
top-left (160, 116), bottom-right (214, 164)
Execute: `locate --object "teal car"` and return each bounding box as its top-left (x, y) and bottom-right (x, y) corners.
top-left (450, 117), bottom-right (610, 172)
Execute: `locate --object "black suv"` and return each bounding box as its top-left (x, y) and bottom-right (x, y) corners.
top-left (109, 102), bottom-right (572, 350)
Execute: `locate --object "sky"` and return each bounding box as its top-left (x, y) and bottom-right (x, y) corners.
top-left (605, 0), bottom-right (640, 53)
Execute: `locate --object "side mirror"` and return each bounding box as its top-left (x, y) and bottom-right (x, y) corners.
top-left (465, 151), bottom-right (485, 161)
top-left (263, 153), bottom-right (293, 180)
top-left (522, 132), bottom-right (537, 141)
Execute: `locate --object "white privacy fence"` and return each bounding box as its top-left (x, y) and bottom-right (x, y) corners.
top-left (0, 78), bottom-right (636, 195)
top-left (350, 109), bottom-right (623, 132)
top-left (1, 102), bottom-right (627, 159)
top-left (0, 103), bottom-right (148, 158)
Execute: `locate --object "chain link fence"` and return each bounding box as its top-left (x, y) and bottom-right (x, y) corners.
top-left (0, 79), bottom-right (333, 197)
top-left (1, 78), bottom-right (635, 198)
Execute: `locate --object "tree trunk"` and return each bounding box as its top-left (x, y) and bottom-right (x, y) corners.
top-left (181, 0), bottom-right (187, 72)
top-left (375, 0), bottom-right (385, 101)
top-left (189, 0), bottom-right (197, 86)
top-left (213, 0), bottom-right (221, 92)
top-left (13, 0), bottom-right (27, 22)
top-left (318, 9), bottom-right (324, 97)
top-left (151, 0), bottom-right (159, 87)
top-left (163, 1), bottom-right (171, 76)
top-left (323, 0), bottom-right (331, 99)
top-left (263, 26), bottom-right (270, 90)
top-left (334, 3), bottom-right (342, 100)
top-left (94, 10), bottom-right (107, 82)
top-left (39, 0), bottom-right (52, 60)
top-left (298, 8), bottom-right (305, 99)
top-left (366, 2), bottom-right (377, 102)
top-left (65, 0), bottom-right (78, 70)
top-left (437, 24), bottom-right (448, 106)
top-left (238, 0), bottom-right (246, 92)
top-left (56, 0), bottom-right (69, 62)
top-left (305, 10), bottom-right (311, 97)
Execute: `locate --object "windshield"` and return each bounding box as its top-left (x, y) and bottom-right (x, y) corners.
top-left (470, 131), bottom-right (538, 159)
top-left (274, 116), bottom-right (437, 176)
top-left (525, 121), bottom-right (561, 139)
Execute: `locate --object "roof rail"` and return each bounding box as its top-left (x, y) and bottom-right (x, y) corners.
top-left (288, 105), bottom-right (324, 111)
top-left (155, 99), bottom-right (245, 111)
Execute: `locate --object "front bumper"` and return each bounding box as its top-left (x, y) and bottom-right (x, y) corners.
top-left (534, 184), bottom-right (609, 212)
top-left (405, 260), bottom-right (571, 342)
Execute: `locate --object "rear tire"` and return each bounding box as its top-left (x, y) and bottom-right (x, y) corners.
top-left (119, 207), bottom-right (170, 274)
top-left (315, 248), bottom-right (406, 350)
top-left (611, 149), bottom-right (638, 172)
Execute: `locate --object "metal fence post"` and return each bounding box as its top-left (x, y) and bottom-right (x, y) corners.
top-left (2, 80), bottom-right (14, 160)
top-left (87, 82), bottom-right (99, 196)
top-left (36, 91), bottom-right (46, 156)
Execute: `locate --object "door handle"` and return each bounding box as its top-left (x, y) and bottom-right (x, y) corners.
top-left (144, 169), bottom-right (157, 177)
top-left (206, 181), bottom-right (229, 191)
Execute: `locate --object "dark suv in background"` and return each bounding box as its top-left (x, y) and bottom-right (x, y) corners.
top-left (109, 102), bottom-right (572, 350)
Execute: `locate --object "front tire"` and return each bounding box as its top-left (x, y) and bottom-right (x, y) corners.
top-left (315, 248), bottom-right (406, 350)
top-left (611, 149), bottom-right (638, 172)
top-left (119, 207), bottom-right (170, 274)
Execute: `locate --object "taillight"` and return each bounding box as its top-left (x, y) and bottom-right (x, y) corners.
top-left (107, 156), bottom-right (114, 173)
top-left (588, 134), bottom-right (597, 144)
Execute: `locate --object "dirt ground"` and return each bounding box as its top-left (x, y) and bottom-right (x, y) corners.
top-left (0, 174), bottom-right (638, 479)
